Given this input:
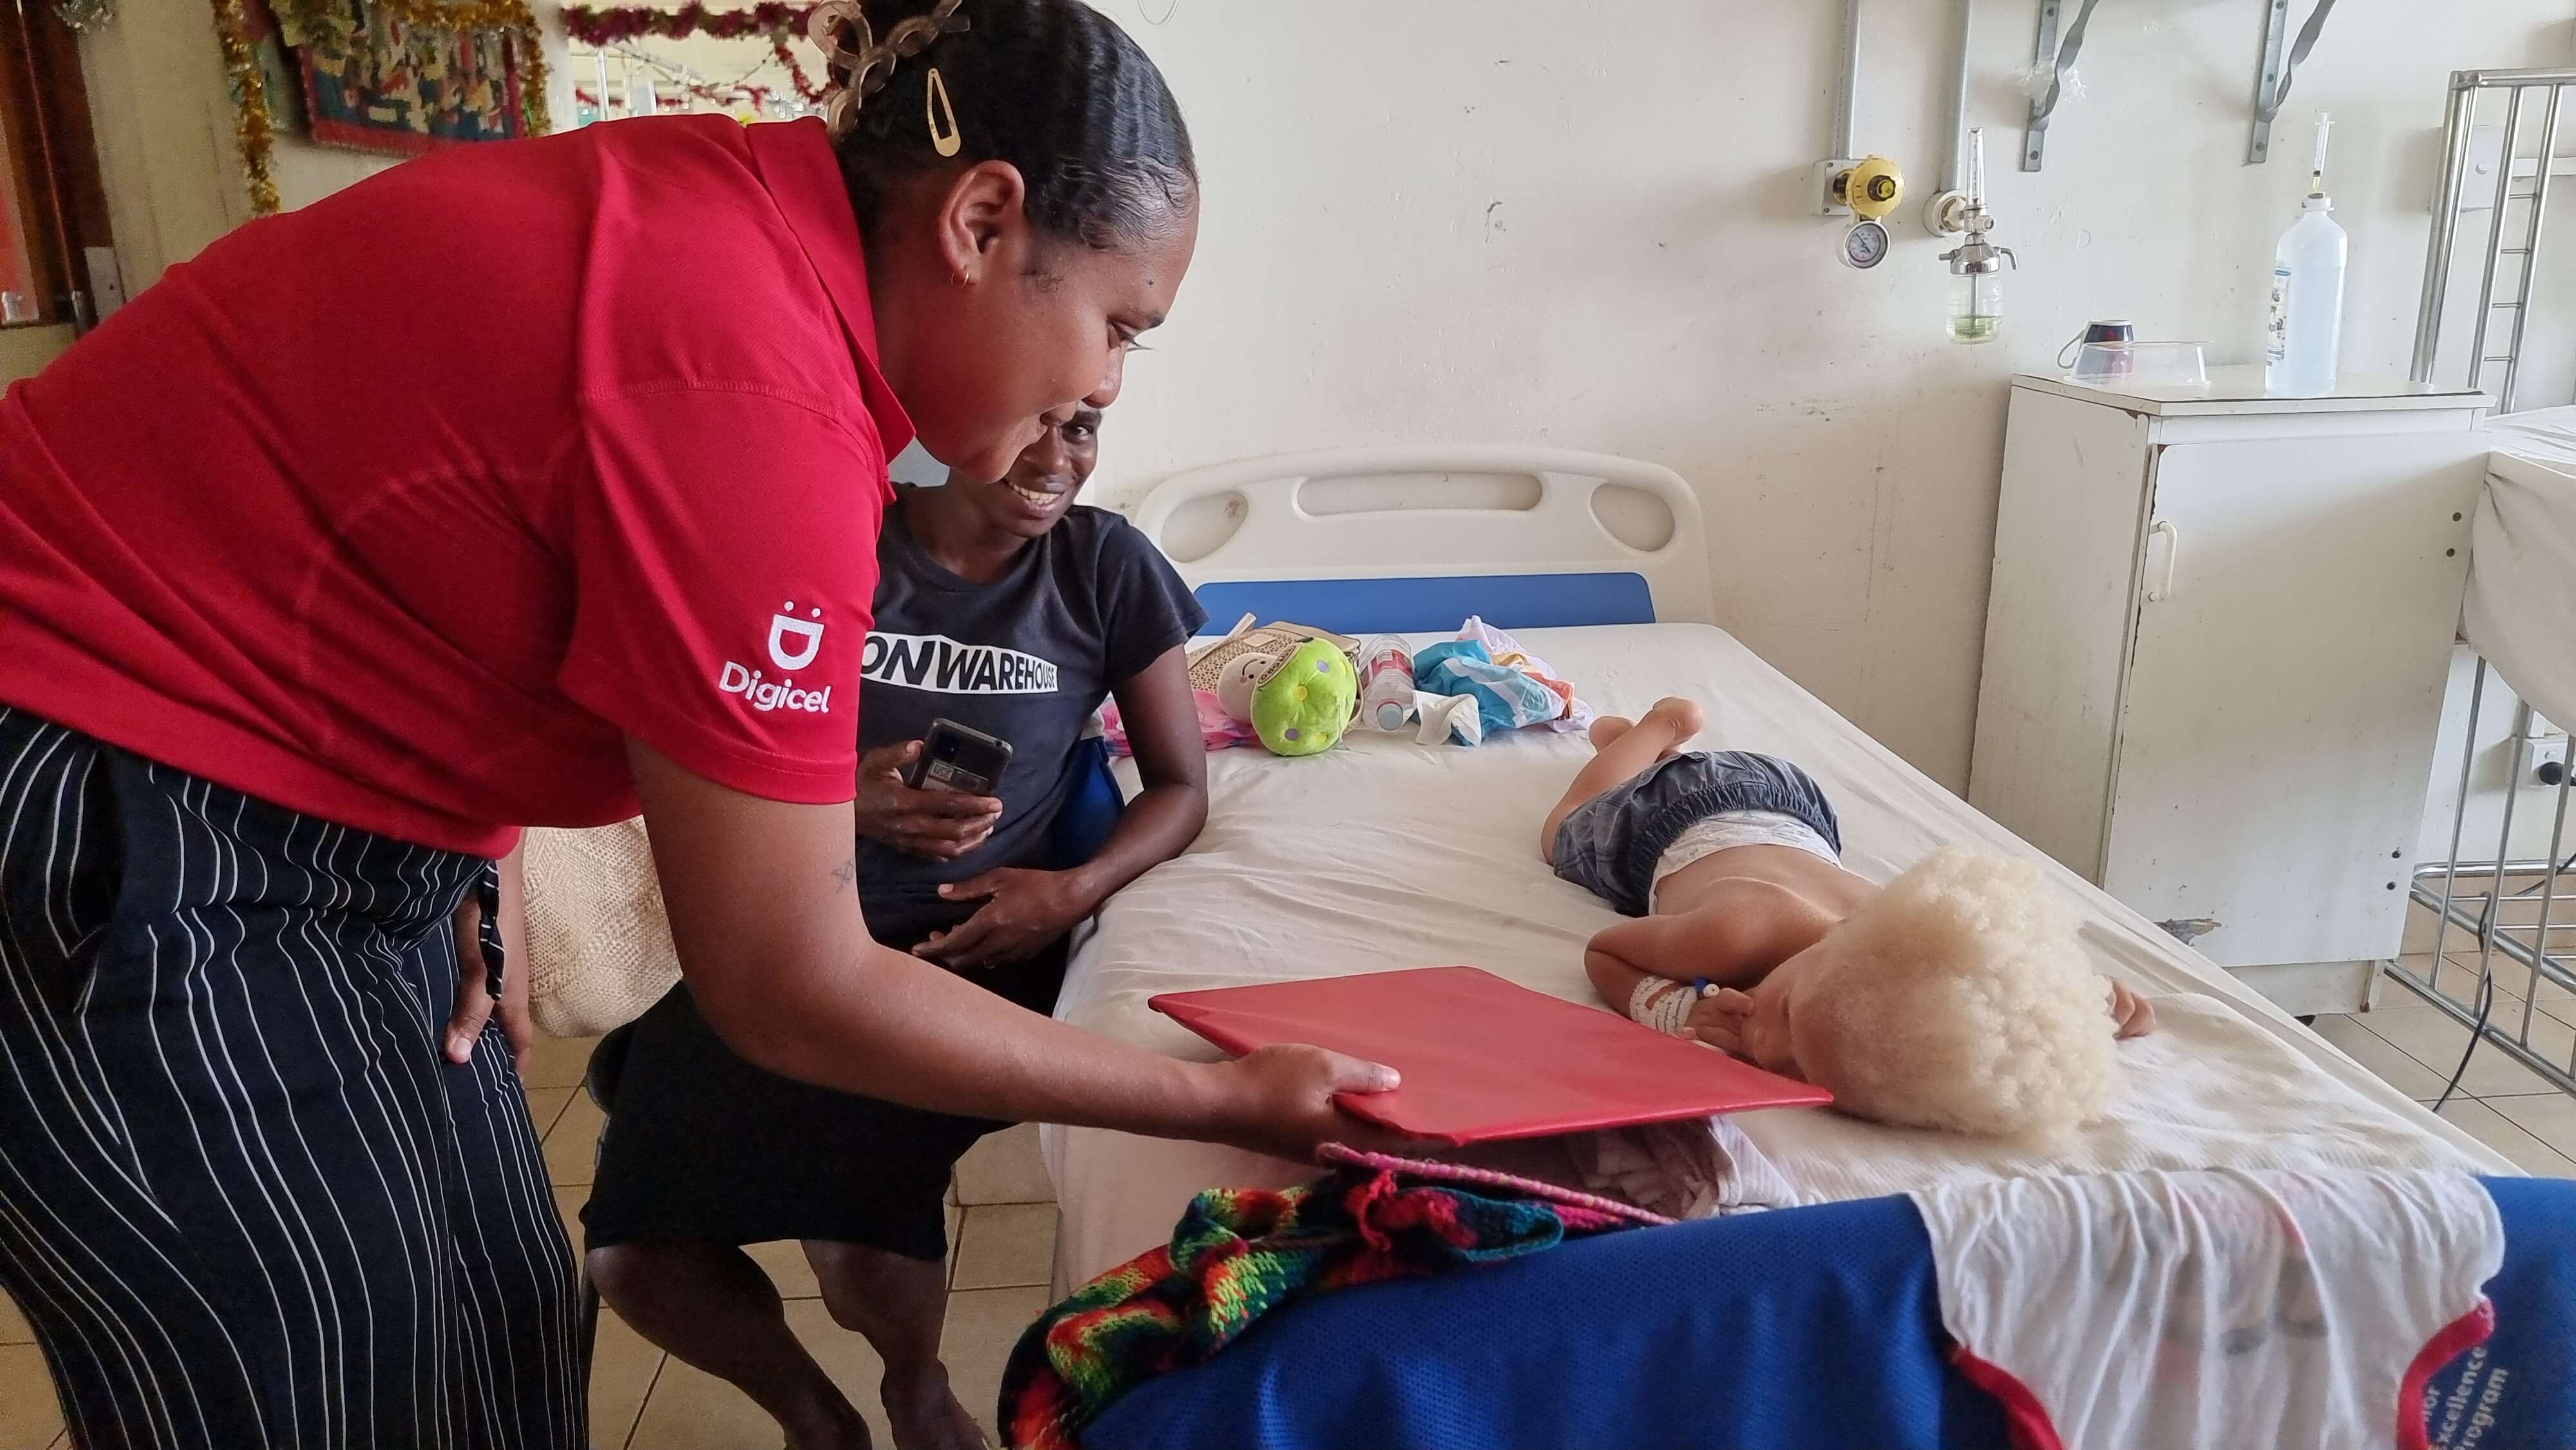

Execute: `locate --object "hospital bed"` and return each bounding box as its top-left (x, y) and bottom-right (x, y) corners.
top-left (2400, 66), bottom-right (2576, 1100)
top-left (1025, 447), bottom-right (2575, 1448)
top-left (2400, 409), bottom-right (2576, 1099)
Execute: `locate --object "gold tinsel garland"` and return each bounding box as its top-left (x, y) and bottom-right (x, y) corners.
top-left (210, 0), bottom-right (282, 215)
top-left (211, 0), bottom-right (551, 218)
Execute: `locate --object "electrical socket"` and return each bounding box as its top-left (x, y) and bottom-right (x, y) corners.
top-left (2524, 733), bottom-right (2569, 787)
top-left (2479, 732), bottom-right (2569, 792)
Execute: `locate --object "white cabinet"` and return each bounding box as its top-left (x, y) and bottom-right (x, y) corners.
top-left (1970, 368), bottom-right (2490, 1015)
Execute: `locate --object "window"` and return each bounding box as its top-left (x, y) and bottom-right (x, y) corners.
top-left (0, 0), bottom-right (114, 330)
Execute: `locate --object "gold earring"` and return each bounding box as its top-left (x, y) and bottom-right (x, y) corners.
top-left (925, 66), bottom-right (962, 157)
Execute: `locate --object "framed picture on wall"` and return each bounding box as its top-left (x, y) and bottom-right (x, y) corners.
top-left (280, 0), bottom-right (538, 156)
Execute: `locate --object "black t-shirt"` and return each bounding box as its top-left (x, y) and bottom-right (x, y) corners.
top-left (855, 493), bottom-right (1205, 941)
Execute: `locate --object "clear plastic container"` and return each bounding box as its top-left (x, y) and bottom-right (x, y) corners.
top-left (2071, 341), bottom-right (2207, 387)
top-left (2069, 341), bottom-right (2133, 381)
top-left (1947, 272), bottom-right (2004, 344)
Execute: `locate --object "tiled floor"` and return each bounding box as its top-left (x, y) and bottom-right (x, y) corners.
top-left (9, 983), bottom-right (2576, 1449)
top-left (0, 1036), bottom-right (1065, 1450)
top-left (2345, 944), bottom-right (2576, 1178)
top-left (539, 1039), bottom-right (1063, 1450)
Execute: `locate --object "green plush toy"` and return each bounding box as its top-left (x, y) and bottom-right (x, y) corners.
top-left (1249, 638), bottom-right (1357, 757)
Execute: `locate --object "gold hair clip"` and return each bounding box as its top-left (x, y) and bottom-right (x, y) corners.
top-left (924, 68), bottom-right (962, 156)
top-left (808, 0), bottom-right (972, 138)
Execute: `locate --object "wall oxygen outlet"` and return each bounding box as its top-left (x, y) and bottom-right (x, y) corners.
top-left (1814, 156), bottom-right (1905, 220)
top-left (1814, 158), bottom-right (1859, 216)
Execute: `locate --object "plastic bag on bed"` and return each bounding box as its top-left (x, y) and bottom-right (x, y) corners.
top-left (1414, 640), bottom-right (1557, 736)
top-left (1413, 617), bottom-right (1596, 740)
top-left (1099, 691), bottom-right (1262, 758)
top-left (1463, 616), bottom-right (1594, 732)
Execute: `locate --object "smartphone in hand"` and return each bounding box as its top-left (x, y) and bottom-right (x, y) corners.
top-left (908, 719), bottom-right (1014, 796)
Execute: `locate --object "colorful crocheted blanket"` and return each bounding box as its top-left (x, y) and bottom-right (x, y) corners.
top-left (998, 1145), bottom-right (1668, 1449)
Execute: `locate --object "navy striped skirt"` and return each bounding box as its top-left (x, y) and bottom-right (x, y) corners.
top-left (0, 708), bottom-right (582, 1449)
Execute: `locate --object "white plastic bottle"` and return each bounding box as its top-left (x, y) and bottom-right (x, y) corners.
top-left (2266, 114), bottom-right (2348, 395)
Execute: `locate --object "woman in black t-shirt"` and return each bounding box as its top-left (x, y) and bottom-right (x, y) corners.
top-left (585, 409), bottom-right (1209, 1450)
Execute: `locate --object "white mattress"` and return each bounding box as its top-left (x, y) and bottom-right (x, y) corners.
top-left (2483, 404), bottom-right (2576, 473)
top-left (1046, 623), bottom-right (2507, 1285)
top-left (2470, 417), bottom-right (2576, 732)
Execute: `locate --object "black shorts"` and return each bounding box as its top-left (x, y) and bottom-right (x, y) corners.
top-left (1549, 750), bottom-right (1842, 916)
top-left (582, 936), bottom-right (1068, 1263)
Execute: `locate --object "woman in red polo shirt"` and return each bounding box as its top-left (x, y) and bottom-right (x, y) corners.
top-left (0, 3), bottom-right (1394, 1446)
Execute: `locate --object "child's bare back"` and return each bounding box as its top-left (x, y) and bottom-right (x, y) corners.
top-left (1540, 697), bottom-right (2152, 1133)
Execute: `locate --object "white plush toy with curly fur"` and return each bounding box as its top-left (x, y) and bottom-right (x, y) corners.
top-left (1544, 696), bottom-right (2152, 1142)
top-left (1776, 848), bottom-right (2122, 1137)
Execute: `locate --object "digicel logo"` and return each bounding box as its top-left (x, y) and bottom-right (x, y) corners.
top-left (715, 663), bottom-right (833, 713)
top-left (717, 601), bottom-right (834, 714)
top-left (768, 604), bottom-right (824, 670)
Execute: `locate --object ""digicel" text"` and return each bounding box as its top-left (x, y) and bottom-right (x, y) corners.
top-left (717, 661), bottom-right (834, 713)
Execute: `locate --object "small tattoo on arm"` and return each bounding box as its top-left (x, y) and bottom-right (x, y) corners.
top-left (831, 855), bottom-right (857, 892)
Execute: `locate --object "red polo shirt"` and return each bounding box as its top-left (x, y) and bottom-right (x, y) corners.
top-left (0, 117), bottom-right (909, 856)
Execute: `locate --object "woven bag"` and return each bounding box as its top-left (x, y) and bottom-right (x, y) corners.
top-left (520, 817), bottom-right (682, 1040)
top-left (1185, 618), bottom-right (1356, 693)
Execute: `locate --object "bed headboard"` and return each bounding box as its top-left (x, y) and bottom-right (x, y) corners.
top-left (1130, 446), bottom-right (1714, 636)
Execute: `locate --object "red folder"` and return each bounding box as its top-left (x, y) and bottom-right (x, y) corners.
top-left (1150, 965), bottom-right (1832, 1147)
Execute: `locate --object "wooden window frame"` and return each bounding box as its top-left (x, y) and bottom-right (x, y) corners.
top-left (0, 0), bottom-right (114, 331)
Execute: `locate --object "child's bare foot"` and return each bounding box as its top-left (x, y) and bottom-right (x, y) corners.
top-left (1589, 715), bottom-right (1636, 750)
top-left (1641, 697), bottom-right (1705, 749)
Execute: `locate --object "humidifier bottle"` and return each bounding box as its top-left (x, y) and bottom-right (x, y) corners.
top-left (2266, 113), bottom-right (2349, 395)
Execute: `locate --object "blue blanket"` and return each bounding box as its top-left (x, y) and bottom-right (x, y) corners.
top-left (1084, 1178), bottom-right (2576, 1450)
top-left (2423, 1176), bottom-right (2576, 1447)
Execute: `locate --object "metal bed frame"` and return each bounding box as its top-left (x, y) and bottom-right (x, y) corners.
top-left (2402, 66), bottom-right (2576, 1098)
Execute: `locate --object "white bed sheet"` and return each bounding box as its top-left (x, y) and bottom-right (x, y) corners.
top-left (1046, 624), bottom-right (2507, 1285)
top-left (2483, 404), bottom-right (2576, 473)
top-left (2470, 422), bottom-right (2576, 732)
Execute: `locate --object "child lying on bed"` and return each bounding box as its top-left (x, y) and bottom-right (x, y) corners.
top-left (1542, 698), bottom-right (2155, 1139)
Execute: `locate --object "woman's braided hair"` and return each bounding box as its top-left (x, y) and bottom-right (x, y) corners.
top-left (816, 0), bottom-right (1196, 251)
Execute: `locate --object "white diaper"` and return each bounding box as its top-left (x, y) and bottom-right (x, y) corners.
top-left (1653, 810), bottom-right (1839, 895)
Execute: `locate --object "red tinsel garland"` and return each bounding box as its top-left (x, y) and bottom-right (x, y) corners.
top-left (558, 0), bottom-right (804, 44)
top-left (770, 33), bottom-right (827, 102)
top-left (559, 2), bottom-right (829, 102)
top-left (575, 83), bottom-right (777, 111)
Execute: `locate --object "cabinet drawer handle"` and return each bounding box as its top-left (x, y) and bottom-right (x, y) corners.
top-left (2146, 520), bottom-right (2181, 602)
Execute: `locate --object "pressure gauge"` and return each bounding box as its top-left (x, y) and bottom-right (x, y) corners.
top-left (1839, 219), bottom-right (1891, 270)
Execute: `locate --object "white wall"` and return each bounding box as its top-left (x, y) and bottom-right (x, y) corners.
top-left (1086, 0), bottom-right (2575, 789)
top-left (0, 323), bottom-right (75, 382)
top-left (60, 0), bottom-right (2576, 791)
top-left (77, 0), bottom-right (250, 290)
top-left (2421, 647), bottom-right (2572, 867)
top-left (75, 0), bottom-right (579, 276)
